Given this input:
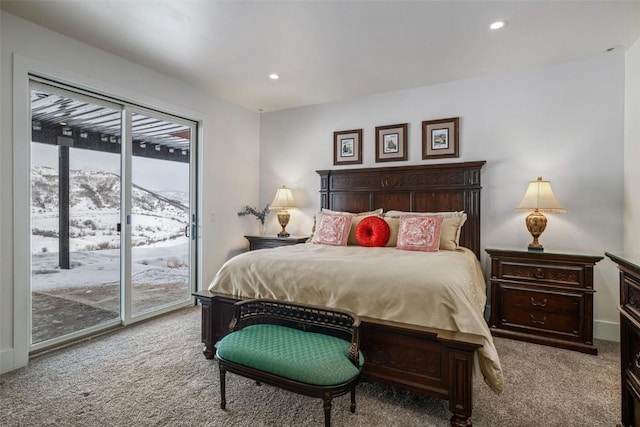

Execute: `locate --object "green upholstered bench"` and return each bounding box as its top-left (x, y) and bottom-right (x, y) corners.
top-left (215, 299), bottom-right (364, 427)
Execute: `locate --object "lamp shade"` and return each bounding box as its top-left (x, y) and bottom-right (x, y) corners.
top-left (515, 177), bottom-right (566, 213)
top-left (270, 186), bottom-right (296, 209)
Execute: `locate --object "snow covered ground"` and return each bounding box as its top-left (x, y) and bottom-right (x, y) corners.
top-left (32, 239), bottom-right (189, 292)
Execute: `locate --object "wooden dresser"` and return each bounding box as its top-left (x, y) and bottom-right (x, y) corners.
top-left (486, 248), bottom-right (602, 354)
top-left (606, 252), bottom-right (640, 427)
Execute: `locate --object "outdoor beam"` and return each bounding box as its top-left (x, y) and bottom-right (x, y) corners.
top-left (32, 122), bottom-right (189, 163)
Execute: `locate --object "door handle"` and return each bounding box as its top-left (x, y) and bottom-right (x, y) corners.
top-left (184, 225), bottom-right (190, 238)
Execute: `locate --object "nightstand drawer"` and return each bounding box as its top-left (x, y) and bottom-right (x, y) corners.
top-left (626, 316), bottom-right (640, 388)
top-left (501, 305), bottom-right (581, 336)
top-left (623, 274), bottom-right (640, 324)
top-left (252, 240), bottom-right (296, 250)
top-left (500, 286), bottom-right (581, 315)
top-left (499, 286), bottom-right (583, 336)
top-left (499, 261), bottom-right (584, 288)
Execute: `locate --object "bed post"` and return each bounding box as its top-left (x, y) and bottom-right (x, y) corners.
top-left (447, 345), bottom-right (477, 427)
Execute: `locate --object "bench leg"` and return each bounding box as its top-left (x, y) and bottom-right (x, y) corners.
top-left (322, 392), bottom-right (332, 427)
top-left (350, 387), bottom-right (356, 413)
top-left (219, 365), bottom-right (227, 410)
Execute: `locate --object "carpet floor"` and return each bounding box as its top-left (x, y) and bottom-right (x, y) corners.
top-left (0, 306), bottom-right (620, 426)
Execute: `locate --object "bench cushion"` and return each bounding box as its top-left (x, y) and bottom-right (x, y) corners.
top-left (216, 324), bottom-right (364, 386)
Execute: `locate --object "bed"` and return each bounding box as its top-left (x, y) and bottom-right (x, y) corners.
top-left (193, 161), bottom-right (501, 427)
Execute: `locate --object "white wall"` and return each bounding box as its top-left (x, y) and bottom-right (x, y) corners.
top-left (260, 55), bottom-right (626, 341)
top-left (0, 12), bottom-right (261, 373)
top-left (625, 38), bottom-right (640, 257)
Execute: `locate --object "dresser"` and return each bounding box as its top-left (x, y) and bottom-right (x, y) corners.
top-left (606, 252), bottom-right (640, 427)
top-left (244, 235), bottom-right (308, 251)
top-left (486, 248), bottom-right (602, 354)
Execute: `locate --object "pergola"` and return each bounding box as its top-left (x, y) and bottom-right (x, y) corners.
top-left (31, 88), bottom-right (192, 269)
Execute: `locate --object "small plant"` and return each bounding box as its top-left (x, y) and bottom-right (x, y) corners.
top-left (237, 204), bottom-right (270, 225)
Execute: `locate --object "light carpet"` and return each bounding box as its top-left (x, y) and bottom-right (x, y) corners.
top-left (0, 306), bottom-right (620, 426)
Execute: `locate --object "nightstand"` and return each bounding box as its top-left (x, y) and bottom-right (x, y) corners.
top-left (486, 248), bottom-right (603, 354)
top-left (244, 235), bottom-right (309, 251)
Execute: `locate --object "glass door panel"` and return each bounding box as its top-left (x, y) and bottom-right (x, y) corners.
top-left (30, 83), bottom-right (122, 344)
top-left (130, 112), bottom-right (192, 317)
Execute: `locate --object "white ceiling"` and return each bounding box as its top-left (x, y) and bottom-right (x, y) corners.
top-left (2, 1), bottom-right (640, 112)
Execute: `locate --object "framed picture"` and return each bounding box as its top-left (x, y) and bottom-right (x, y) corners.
top-left (422, 117), bottom-right (459, 159)
top-left (375, 123), bottom-right (408, 162)
top-left (334, 129), bottom-right (363, 165)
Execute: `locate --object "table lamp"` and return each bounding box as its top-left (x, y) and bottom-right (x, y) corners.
top-left (270, 186), bottom-right (297, 237)
top-left (515, 177), bottom-right (566, 252)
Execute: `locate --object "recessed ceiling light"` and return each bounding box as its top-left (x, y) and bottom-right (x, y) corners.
top-left (269, 73), bottom-right (280, 80)
top-left (489, 21), bottom-right (507, 30)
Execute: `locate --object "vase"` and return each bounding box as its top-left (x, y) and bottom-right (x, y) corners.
top-left (259, 222), bottom-right (266, 235)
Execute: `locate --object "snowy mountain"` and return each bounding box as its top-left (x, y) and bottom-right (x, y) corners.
top-left (31, 166), bottom-right (189, 254)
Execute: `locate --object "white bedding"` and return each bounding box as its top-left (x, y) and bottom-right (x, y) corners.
top-left (208, 243), bottom-right (503, 393)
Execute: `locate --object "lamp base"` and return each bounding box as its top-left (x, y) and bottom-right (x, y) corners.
top-left (277, 209), bottom-right (291, 239)
top-left (525, 210), bottom-right (548, 253)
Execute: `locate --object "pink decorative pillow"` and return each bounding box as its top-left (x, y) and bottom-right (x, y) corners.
top-left (397, 215), bottom-right (443, 252)
top-left (312, 213), bottom-right (353, 246)
top-left (355, 216), bottom-right (390, 247)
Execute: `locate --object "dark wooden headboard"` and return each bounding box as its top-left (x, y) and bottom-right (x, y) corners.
top-left (316, 161), bottom-right (486, 258)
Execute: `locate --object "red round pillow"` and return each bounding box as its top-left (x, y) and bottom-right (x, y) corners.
top-left (355, 216), bottom-right (391, 247)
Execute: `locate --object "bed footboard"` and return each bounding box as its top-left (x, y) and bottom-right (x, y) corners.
top-left (193, 291), bottom-right (483, 427)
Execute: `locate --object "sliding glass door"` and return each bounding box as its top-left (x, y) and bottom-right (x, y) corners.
top-left (129, 111), bottom-right (193, 317)
top-left (29, 80), bottom-right (196, 348)
top-left (30, 82), bottom-right (123, 344)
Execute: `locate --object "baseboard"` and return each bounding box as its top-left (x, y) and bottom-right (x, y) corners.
top-left (594, 319), bottom-right (620, 342)
top-left (0, 348), bottom-right (15, 374)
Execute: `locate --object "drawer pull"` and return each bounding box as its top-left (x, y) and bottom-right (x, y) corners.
top-left (530, 297), bottom-right (548, 307)
top-left (530, 314), bottom-right (547, 325)
top-left (534, 268), bottom-right (545, 279)
top-left (635, 352), bottom-right (640, 369)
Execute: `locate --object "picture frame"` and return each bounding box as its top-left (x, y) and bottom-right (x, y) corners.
top-left (422, 117), bottom-right (459, 159)
top-left (375, 123), bottom-right (408, 162)
top-left (333, 129), bottom-right (363, 165)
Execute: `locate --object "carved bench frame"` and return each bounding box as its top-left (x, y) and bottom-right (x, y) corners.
top-left (216, 299), bottom-right (362, 427)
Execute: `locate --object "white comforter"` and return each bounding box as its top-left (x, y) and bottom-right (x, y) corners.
top-left (208, 243), bottom-right (503, 393)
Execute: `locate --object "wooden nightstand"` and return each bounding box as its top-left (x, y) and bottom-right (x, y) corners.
top-left (486, 248), bottom-right (603, 354)
top-left (244, 235), bottom-right (309, 251)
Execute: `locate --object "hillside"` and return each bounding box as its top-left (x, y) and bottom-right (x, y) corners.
top-left (31, 166), bottom-right (189, 254)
